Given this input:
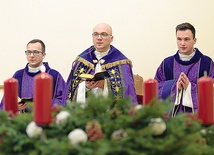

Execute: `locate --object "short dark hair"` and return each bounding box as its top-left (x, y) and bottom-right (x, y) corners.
top-left (27, 39), bottom-right (46, 52)
top-left (176, 22), bottom-right (196, 39)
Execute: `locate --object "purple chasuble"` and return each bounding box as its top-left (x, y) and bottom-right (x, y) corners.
top-left (154, 48), bottom-right (214, 113)
top-left (62, 45), bottom-right (137, 104)
top-left (0, 62), bottom-right (65, 110)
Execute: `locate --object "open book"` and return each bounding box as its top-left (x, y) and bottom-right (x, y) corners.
top-left (18, 97), bottom-right (33, 104)
top-left (79, 71), bottom-right (110, 81)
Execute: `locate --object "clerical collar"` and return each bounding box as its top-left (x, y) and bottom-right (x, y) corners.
top-left (95, 49), bottom-right (109, 60)
top-left (179, 49), bottom-right (196, 61)
top-left (28, 64), bottom-right (44, 73)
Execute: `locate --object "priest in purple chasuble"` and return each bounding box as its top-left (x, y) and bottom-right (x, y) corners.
top-left (154, 22), bottom-right (214, 116)
top-left (62, 45), bottom-right (137, 105)
top-left (0, 62), bottom-right (65, 110)
top-left (0, 39), bottom-right (66, 111)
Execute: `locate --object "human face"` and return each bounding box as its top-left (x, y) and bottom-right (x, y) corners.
top-left (26, 42), bottom-right (46, 68)
top-left (176, 29), bottom-right (196, 55)
top-left (92, 23), bottom-right (113, 52)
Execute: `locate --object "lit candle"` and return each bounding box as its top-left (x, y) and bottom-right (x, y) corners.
top-left (34, 66), bottom-right (53, 126)
top-left (143, 79), bottom-right (158, 105)
top-left (4, 78), bottom-right (18, 115)
top-left (197, 76), bottom-right (214, 125)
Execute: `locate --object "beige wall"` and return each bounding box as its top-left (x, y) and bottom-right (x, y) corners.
top-left (0, 0), bottom-right (214, 88)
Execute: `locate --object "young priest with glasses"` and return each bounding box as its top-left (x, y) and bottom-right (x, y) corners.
top-left (0, 39), bottom-right (65, 112)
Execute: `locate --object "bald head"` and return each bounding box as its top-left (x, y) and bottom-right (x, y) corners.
top-left (93, 23), bottom-right (113, 35)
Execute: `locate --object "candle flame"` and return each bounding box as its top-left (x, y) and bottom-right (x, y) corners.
top-left (40, 65), bottom-right (46, 73)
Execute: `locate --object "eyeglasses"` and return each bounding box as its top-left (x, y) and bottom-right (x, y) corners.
top-left (92, 32), bottom-right (111, 38)
top-left (25, 50), bottom-right (44, 56)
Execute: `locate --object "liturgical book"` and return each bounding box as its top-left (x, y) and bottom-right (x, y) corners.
top-left (79, 71), bottom-right (110, 81)
top-left (18, 98), bottom-right (33, 104)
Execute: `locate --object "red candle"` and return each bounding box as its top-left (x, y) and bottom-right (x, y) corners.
top-left (4, 78), bottom-right (18, 115)
top-left (197, 76), bottom-right (214, 125)
top-left (34, 67), bottom-right (53, 126)
top-left (143, 79), bottom-right (158, 105)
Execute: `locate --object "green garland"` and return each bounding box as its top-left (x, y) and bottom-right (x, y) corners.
top-left (0, 95), bottom-right (214, 155)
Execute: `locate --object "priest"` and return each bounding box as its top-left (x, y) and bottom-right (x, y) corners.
top-left (0, 39), bottom-right (65, 112)
top-left (154, 22), bottom-right (214, 116)
top-left (63, 23), bottom-right (137, 105)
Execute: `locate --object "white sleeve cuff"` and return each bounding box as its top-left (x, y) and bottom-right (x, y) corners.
top-left (182, 83), bottom-right (193, 108)
top-left (102, 79), bottom-right (109, 97)
top-left (76, 81), bottom-right (86, 104)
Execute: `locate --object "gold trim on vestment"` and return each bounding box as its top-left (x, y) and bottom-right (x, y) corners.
top-left (101, 59), bottom-right (132, 70)
top-left (76, 56), bottom-right (94, 70)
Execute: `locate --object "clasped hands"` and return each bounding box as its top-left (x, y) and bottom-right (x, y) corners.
top-left (177, 72), bottom-right (189, 91)
top-left (86, 80), bottom-right (104, 90)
